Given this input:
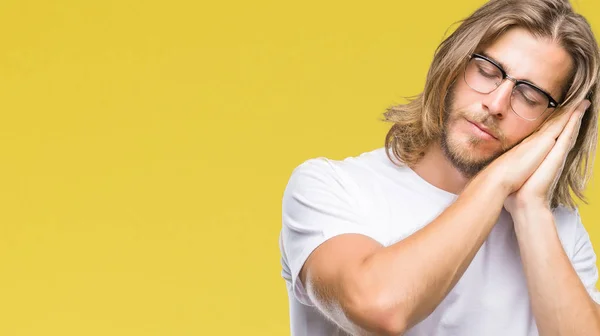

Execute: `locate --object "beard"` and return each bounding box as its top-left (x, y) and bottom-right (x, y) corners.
top-left (439, 88), bottom-right (512, 178)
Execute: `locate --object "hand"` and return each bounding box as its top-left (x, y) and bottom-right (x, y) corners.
top-left (482, 100), bottom-right (586, 204)
top-left (503, 100), bottom-right (590, 214)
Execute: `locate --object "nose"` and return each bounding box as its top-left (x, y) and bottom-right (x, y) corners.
top-left (481, 79), bottom-right (514, 119)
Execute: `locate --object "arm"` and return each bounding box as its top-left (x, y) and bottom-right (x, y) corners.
top-left (296, 102), bottom-right (577, 335)
top-left (511, 206), bottom-right (600, 335)
top-left (285, 109), bottom-right (578, 336)
top-left (300, 171), bottom-right (507, 335)
top-left (503, 100), bottom-right (597, 335)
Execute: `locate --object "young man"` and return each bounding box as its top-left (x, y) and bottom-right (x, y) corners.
top-left (279, 0), bottom-right (600, 335)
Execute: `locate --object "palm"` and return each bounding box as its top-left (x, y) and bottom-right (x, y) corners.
top-left (504, 107), bottom-right (583, 214)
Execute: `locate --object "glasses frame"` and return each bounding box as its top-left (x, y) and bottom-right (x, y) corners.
top-left (465, 53), bottom-right (561, 121)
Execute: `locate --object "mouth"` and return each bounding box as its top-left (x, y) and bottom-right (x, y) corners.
top-left (466, 119), bottom-right (498, 140)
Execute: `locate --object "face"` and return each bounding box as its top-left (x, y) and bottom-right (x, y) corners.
top-left (441, 27), bottom-right (573, 177)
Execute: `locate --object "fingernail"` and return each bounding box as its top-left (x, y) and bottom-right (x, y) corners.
top-left (584, 100), bottom-right (592, 111)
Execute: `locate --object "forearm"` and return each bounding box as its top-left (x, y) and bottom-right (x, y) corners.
top-left (513, 206), bottom-right (600, 335)
top-left (345, 171), bottom-right (508, 333)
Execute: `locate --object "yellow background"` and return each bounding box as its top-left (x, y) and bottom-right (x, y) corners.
top-left (0, 0), bottom-right (599, 334)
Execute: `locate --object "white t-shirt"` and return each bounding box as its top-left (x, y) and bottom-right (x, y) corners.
top-left (279, 147), bottom-right (600, 336)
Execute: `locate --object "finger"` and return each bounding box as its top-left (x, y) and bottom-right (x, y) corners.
top-left (536, 105), bottom-right (586, 173)
top-left (532, 99), bottom-right (590, 143)
top-left (537, 107), bottom-right (574, 139)
top-left (556, 110), bottom-right (584, 154)
top-left (521, 110), bottom-right (583, 198)
top-left (518, 109), bottom-right (571, 148)
top-left (518, 109), bottom-right (571, 147)
top-left (515, 100), bottom-right (587, 160)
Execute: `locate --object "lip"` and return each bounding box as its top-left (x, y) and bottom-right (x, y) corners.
top-left (467, 119), bottom-right (498, 140)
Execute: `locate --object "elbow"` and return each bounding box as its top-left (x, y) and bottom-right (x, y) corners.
top-left (368, 310), bottom-right (408, 336)
top-left (344, 292), bottom-right (408, 335)
top-left (341, 276), bottom-right (409, 336)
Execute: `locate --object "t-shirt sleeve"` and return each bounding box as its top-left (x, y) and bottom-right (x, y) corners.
top-left (571, 210), bottom-right (600, 304)
top-left (280, 158), bottom-right (378, 306)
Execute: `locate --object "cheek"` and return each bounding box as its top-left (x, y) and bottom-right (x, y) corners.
top-left (451, 79), bottom-right (478, 107)
top-left (501, 119), bottom-right (543, 146)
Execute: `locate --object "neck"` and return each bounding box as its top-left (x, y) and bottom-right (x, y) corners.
top-left (411, 141), bottom-right (471, 195)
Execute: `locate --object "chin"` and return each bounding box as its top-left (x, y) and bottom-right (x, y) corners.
top-left (441, 132), bottom-right (502, 178)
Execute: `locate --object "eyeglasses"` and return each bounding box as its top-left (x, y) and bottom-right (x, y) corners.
top-left (464, 53), bottom-right (561, 121)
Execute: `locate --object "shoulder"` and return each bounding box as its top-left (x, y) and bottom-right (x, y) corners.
top-left (552, 205), bottom-right (580, 227)
top-left (552, 205), bottom-right (588, 259)
top-left (553, 206), bottom-right (600, 299)
top-left (281, 148), bottom-right (397, 242)
top-left (285, 147), bottom-right (393, 193)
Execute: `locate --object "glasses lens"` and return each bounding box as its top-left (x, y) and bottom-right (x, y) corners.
top-left (465, 57), bottom-right (503, 94)
top-left (464, 56), bottom-right (552, 120)
top-left (511, 84), bottom-right (549, 120)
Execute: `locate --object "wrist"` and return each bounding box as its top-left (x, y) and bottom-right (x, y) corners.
top-left (506, 197), bottom-right (550, 215)
top-left (475, 166), bottom-right (512, 198)
top-left (511, 204), bottom-right (554, 236)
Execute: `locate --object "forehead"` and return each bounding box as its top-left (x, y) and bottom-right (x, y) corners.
top-left (479, 27), bottom-right (573, 99)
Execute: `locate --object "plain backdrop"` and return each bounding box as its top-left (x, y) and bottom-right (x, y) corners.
top-left (0, 0), bottom-right (599, 335)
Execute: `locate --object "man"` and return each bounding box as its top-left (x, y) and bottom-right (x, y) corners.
top-left (279, 0), bottom-right (600, 335)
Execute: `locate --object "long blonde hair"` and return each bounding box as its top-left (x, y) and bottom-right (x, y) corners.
top-left (384, 0), bottom-right (600, 209)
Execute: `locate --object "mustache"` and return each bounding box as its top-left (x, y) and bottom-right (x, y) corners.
top-left (454, 109), bottom-right (508, 147)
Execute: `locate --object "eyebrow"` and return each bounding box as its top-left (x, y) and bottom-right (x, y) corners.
top-left (480, 52), bottom-right (510, 72)
top-left (479, 51), bottom-right (555, 95)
